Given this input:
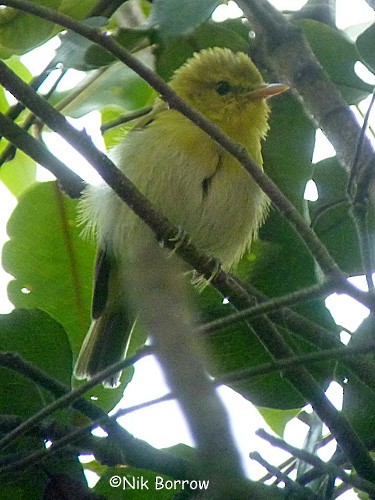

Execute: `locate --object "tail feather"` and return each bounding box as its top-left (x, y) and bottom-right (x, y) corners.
top-left (74, 307), bottom-right (133, 388)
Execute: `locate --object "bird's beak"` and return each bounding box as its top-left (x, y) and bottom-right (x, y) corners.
top-left (248, 83), bottom-right (289, 100)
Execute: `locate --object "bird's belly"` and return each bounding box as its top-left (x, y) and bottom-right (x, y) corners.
top-left (184, 158), bottom-right (268, 269)
top-left (146, 147), bottom-right (268, 269)
top-left (87, 123), bottom-right (268, 271)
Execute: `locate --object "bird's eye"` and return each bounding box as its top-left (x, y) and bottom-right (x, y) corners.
top-left (215, 81), bottom-right (232, 95)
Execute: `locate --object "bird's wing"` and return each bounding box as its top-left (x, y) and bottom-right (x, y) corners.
top-left (92, 248), bottom-right (112, 319)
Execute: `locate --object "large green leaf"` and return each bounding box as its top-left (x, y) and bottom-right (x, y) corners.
top-left (154, 18), bottom-right (251, 80)
top-left (55, 59), bottom-right (155, 118)
top-left (3, 181), bottom-right (93, 345)
top-left (0, 150), bottom-right (37, 198)
top-left (0, 308), bottom-right (72, 389)
top-left (0, 308), bottom-right (71, 425)
top-left (0, 0), bottom-right (62, 57)
top-left (310, 157), bottom-right (375, 275)
top-left (2, 181), bottom-right (130, 410)
top-left (298, 19), bottom-right (372, 104)
top-left (341, 315), bottom-right (375, 441)
top-left (197, 95), bottom-right (337, 409)
top-left (148, 0), bottom-right (220, 38)
top-left (196, 286), bottom-right (333, 410)
top-left (245, 94), bottom-right (317, 298)
top-left (356, 21), bottom-right (375, 74)
top-left (59, 0), bottom-right (95, 20)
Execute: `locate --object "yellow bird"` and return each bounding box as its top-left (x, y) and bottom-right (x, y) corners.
top-left (74, 47), bottom-right (287, 387)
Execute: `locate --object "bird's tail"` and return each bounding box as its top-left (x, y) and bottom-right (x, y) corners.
top-left (74, 306), bottom-right (134, 388)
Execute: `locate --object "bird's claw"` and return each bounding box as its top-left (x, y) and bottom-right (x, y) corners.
top-left (166, 226), bottom-right (191, 256)
top-left (192, 256), bottom-right (222, 290)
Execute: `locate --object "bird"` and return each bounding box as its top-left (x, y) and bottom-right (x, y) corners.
top-left (74, 47), bottom-right (287, 387)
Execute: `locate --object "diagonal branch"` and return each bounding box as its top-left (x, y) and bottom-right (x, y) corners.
top-left (0, 111), bottom-right (84, 198)
top-left (257, 428), bottom-right (375, 496)
top-left (238, 0), bottom-right (375, 178)
top-left (0, 350), bottom-right (193, 479)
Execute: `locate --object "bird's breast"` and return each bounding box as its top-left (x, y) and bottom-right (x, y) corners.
top-left (93, 112), bottom-right (269, 269)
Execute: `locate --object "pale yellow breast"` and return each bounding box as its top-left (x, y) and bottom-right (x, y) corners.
top-left (84, 110), bottom-right (268, 270)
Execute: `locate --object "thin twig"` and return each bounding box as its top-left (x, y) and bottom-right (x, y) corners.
top-left (351, 201), bottom-right (375, 289)
top-left (199, 280), bottom-right (337, 336)
top-left (0, 348), bottom-right (151, 451)
top-left (0, 350), bottom-right (192, 479)
top-left (347, 87), bottom-right (375, 197)
top-left (0, 393), bottom-right (174, 476)
top-left (256, 429), bottom-right (375, 496)
top-left (348, 88), bottom-right (375, 289)
top-left (217, 343), bottom-right (375, 386)
top-left (250, 452), bottom-right (318, 498)
top-left (101, 106), bottom-right (152, 133)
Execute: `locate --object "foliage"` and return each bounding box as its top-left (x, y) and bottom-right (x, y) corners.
top-left (0, 0), bottom-right (375, 498)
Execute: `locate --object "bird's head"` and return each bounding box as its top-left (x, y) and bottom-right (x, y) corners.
top-left (169, 47), bottom-right (287, 142)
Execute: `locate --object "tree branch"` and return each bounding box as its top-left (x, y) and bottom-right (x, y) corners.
top-left (219, 343), bottom-right (375, 385)
top-left (256, 428), bottom-right (375, 496)
top-left (238, 0), bottom-right (375, 178)
top-left (0, 111), bottom-right (84, 198)
top-left (0, 351), bottom-right (193, 479)
top-left (200, 280), bottom-right (337, 336)
top-left (250, 451), bottom-right (317, 499)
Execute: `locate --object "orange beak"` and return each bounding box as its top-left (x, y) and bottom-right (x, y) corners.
top-left (248, 83), bottom-right (289, 100)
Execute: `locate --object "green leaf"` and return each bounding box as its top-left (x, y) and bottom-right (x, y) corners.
top-left (0, 0), bottom-right (62, 57)
top-left (4, 56), bottom-right (33, 84)
top-left (1, 181), bottom-right (128, 410)
top-left (85, 26), bottom-right (153, 68)
top-left (310, 157), bottom-right (375, 275)
top-left (155, 18), bottom-right (251, 80)
top-left (196, 287), bottom-right (332, 410)
top-left (341, 315), bottom-right (375, 441)
top-left (245, 94), bottom-right (317, 298)
top-left (0, 308), bottom-right (72, 383)
top-left (40, 453), bottom-right (89, 499)
top-left (56, 59), bottom-right (155, 118)
top-left (0, 150), bottom-right (37, 198)
top-left (3, 182), bottom-right (93, 346)
top-left (59, 0), bottom-right (95, 20)
top-left (257, 407), bottom-right (300, 437)
top-left (264, 94), bottom-right (315, 210)
top-left (297, 19), bottom-right (372, 104)
top-left (148, 0), bottom-right (220, 38)
top-left (356, 22), bottom-right (375, 74)
top-left (0, 308), bottom-right (72, 422)
top-left (54, 17), bottom-right (109, 71)
top-left (0, 470), bottom-right (46, 500)
top-left (100, 108), bottom-right (126, 150)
